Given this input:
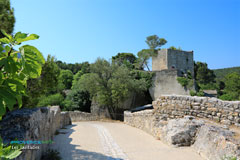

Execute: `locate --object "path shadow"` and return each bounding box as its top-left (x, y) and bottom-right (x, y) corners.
top-left (50, 124), bottom-right (124, 160)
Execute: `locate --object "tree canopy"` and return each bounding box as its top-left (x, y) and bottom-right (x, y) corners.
top-left (137, 35), bottom-right (167, 70)
top-left (0, 0), bottom-right (15, 38)
top-left (194, 62), bottom-right (216, 85)
top-left (58, 69), bottom-right (73, 90)
top-left (145, 35), bottom-right (167, 50)
top-left (219, 72), bottom-right (240, 100)
top-left (77, 58), bottom-right (150, 119)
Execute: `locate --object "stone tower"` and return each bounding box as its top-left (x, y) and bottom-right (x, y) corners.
top-left (149, 49), bottom-right (195, 100)
top-left (152, 49), bottom-right (194, 75)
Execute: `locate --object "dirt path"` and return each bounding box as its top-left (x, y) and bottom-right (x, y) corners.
top-left (50, 121), bottom-right (203, 160)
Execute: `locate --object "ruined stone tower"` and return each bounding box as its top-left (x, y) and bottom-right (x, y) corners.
top-left (152, 49), bottom-right (194, 75)
top-left (149, 49), bottom-right (195, 100)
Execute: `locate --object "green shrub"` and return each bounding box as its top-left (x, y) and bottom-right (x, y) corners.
top-left (219, 93), bottom-right (236, 101)
top-left (177, 77), bottom-right (189, 87)
top-left (37, 93), bottom-right (64, 107)
top-left (190, 90), bottom-right (204, 97)
top-left (190, 90), bottom-right (197, 96)
top-left (199, 83), bottom-right (217, 90)
top-left (62, 90), bottom-right (91, 112)
top-left (196, 90), bottom-right (205, 96)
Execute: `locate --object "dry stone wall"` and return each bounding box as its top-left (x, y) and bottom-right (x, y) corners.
top-left (153, 95), bottom-right (240, 127)
top-left (68, 111), bottom-right (99, 121)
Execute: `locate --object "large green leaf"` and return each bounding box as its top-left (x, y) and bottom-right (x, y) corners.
top-left (14, 32), bottom-right (28, 41)
top-left (5, 149), bottom-right (22, 159)
top-left (20, 45), bottom-right (45, 78)
top-left (0, 37), bottom-right (10, 44)
top-left (22, 45), bottom-right (45, 64)
top-left (15, 34), bottom-right (39, 44)
top-left (0, 58), bottom-right (6, 68)
top-left (0, 86), bottom-right (16, 106)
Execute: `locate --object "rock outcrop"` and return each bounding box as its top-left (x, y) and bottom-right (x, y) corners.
top-left (160, 116), bottom-right (204, 146)
top-left (194, 124), bottom-right (240, 160)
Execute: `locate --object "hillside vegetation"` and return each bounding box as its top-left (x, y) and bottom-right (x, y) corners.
top-left (214, 66), bottom-right (240, 80)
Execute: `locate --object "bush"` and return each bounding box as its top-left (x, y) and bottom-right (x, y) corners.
top-left (190, 90), bottom-right (204, 97)
top-left (177, 77), bottom-right (189, 87)
top-left (190, 90), bottom-right (196, 96)
top-left (37, 93), bottom-right (64, 107)
top-left (219, 93), bottom-right (237, 101)
top-left (62, 90), bottom-right (91, 112)
top-left (199, 83), bottom-right (217, 90)
top-left (196, 90), bottom-right (205, 96)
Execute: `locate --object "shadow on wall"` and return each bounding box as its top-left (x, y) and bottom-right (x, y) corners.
top-left (49, 124), bottom-right (124, 160)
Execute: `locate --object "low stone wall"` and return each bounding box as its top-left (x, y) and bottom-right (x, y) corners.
top-left (124, 110), bottom-right (160, 136)
top-left (60, 111), bottom-right (72, 128)
top-left (153, 95), bottom-right (240, 127)
top-left (68, 111), bottom-right (99, 122)
top-left (124, 110), bottom-right (240, 159)
top-left (124, 95), bottom-right (240, 159)
top-left (0, 106), bottom-right (71, 160)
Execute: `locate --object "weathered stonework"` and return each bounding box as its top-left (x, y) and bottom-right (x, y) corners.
top-left (0, 106), bottom-right (71, 160)
top-left (150, 49), bottom-right (195, 100)
top-left (193, 124), bottom-right (240, 160)
top-left (124, 95), bottom-right (240, 159)
top-left (152, 49), bottom-right (194, 75)
top-left (60, 111), bottom-right (72, 128)
top-left (153, 95), bottom-right (240, 127)
top-left (149, 70), bottom-right (191, 100)
top-left (68, 111), bottom-right (99, 122)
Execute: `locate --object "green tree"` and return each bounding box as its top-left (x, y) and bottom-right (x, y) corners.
top-left (0, 0), bottom-right (15, 38)
top-left (78, 58), bottom-right (149, 119)
top-left (72, 62), bottom-right (90, 88)
top-left (145, 35), bottom-right (167, 50)
top-left (112, 53), bottom-right (137, 69)
top-left (194, 62), bottom-right (216, 86)
top-left (41, 55), bottom-right (60, 94)
top-left (56, 61), bottom-right (90, 74)
top-left (220, 72), bottom-right (240, 100)
top-left (58, 70), bottom-right (73, 90)
top-left (23, 55), bottom-right (60, 107)
top-left (137, 49), bottom-right (154, 71)
top-left (137, 35), bottom-right (167, 70)
top-left (37, 93), bottom-right (64, 107)
top-left (63, 79), bottom-right (91, 112)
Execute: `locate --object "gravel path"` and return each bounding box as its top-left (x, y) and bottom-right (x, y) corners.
top-left (50, 121), bottom-right (203, 160)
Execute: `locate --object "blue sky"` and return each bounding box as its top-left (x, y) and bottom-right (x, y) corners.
top-left (11, 0), bottom-right (240, 69)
